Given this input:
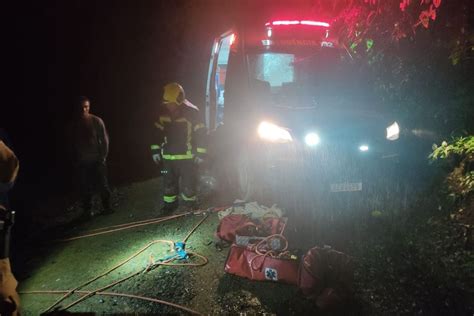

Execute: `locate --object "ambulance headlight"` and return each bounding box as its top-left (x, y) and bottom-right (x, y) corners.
top-left (257, 121), bottom-right (292, 143)
top-left (305, 132), bottom-right (320, 146)
top-left (359, 144), bottom-right (369, 152)
top-left (386, 122), bottom-right (400, 141)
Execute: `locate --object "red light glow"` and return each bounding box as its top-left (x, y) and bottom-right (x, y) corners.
top-left (265, 20), bottom-right (330, 27)
top-left (300, 20), bottom-right (330, 27)
top-left (272, 20), bottom-right (300, 25)
top-left (229, 33), bottom-right (236, 46)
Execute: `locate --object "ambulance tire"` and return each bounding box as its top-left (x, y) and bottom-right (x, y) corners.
top-left (236, 148), bottom-right (255, 201)
top-left (234, 147), bottom-right (265, 203)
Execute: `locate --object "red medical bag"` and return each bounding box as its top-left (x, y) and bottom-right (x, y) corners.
top-left (216, 215), bottom-right (287, 243)
top-left (215, 215), bottom-right (258, 243)
top-left (224, 244), bottom-right (300, 285)
top-left (298, 246), bottom-right (354, 309)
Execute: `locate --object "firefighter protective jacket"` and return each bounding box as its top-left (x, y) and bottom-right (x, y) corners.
top-left (151, 103), bottom-right (207, 160)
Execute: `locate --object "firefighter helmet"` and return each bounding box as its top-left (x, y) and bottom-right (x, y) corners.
top-left (163, 82), bottom-right (185, 105)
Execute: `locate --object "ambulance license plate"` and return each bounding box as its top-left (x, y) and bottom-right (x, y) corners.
top-left (330, 182), bottom-right (362, 192)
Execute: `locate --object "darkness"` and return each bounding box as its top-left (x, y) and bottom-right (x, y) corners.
top-left (4, 1), bottom-right (235, 222)
top-left (3, 1), bottom-right (472, 229)
top-left (3, 0), bottom-right (305, 215)
top-left (3, 1), bottom-right (473, 314)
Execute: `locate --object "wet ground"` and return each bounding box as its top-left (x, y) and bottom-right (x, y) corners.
top-left (14, 177), bottom-right (473, 315)
top-left (16, 179), bottom-right (323, 315)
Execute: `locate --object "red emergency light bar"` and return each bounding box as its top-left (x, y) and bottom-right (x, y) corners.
top-left (301, 20), bottom-right (330, 27)
top-left (271, 20), bottom-right (300, 25)
top-left (265, 20), bottom-right (330, 27)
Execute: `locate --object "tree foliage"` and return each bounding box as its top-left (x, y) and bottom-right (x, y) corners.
top-left (305, 0), bottom-right (474, 136)
top-left (307, 0), bottom-right (473, 62)
top-left (430, 136), bottom-right (474, 198)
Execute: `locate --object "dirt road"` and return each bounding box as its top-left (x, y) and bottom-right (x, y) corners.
top-left (17, 178), bottom-right (320, 315)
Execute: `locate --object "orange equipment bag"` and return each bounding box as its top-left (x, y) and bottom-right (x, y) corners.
top-left (298, 246), bottom-right (354, 310)
top-left (224, 235), bottom-right (299, 285)
top-left (215, 215), bottom-right (258, 243)
top-left (216, 215), bottom-right (287, 244)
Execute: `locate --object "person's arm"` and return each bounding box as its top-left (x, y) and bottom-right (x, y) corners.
top-left (0, 141), bottom-right (20, 315)
top-left (192, 109), bottom-right (208, 160)
top-left (151, 116), bottom-right (167, 164)
top-left (0, 129), bottom-right (12, 151)
top-left (0, 257), bottom-right (20, 315)
top-left (0, 142), bottom-right (19, 194)
top-left (96, 117), bottom-right (109, 161)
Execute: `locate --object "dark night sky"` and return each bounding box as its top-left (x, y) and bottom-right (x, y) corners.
top-left (2, 0), bottom-right (318, 234)
top-left (4, 1), bottom-right (235, 212)
top-left (5, 0), bottom-right (472, 222)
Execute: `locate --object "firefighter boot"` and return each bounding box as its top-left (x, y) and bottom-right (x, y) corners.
top-left (161, 201), bottom-right (178, 214)
top-left (181, 193), bottom-right (198, 212)
top-left (184, 199), bottom-right (199, 211)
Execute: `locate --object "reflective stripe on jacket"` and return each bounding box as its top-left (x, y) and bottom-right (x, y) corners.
top-left (151, 104), bottom-right (207, 160)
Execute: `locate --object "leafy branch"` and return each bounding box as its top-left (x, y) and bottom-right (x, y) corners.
top-left (430, 136), bottom-right (474, 197)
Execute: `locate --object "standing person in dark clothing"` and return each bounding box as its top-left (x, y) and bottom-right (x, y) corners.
top-left (0, 140), bottom-right (20, 315)
top-left (0, 129), bottom-right (13, 209)
top-left (151, 83), bottom-right (208, 213)
top-left (72, 96), bottom-right (113, 218)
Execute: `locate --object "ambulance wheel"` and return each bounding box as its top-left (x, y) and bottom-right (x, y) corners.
top-left (235, 146), bottom-right (266, 203)
top-left (236, 148), bottom-right (255, 201)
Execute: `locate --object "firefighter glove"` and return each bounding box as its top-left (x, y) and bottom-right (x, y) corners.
top-left (152, 154), bottom-right (161, 164)
top-left (194, 156), bottom-right (204, 166)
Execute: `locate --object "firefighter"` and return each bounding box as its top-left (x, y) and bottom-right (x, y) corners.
top-left (151, 83), bottom-right (207, 212)
top-left (0, 140), bottom-right (20, 315)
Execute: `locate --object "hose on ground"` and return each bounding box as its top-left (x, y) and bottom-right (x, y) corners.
top-left (59, 212), bottom-right (190, 242)
top-left (20, 290), bottom-right (202, 315)
top-left (40, 210), bottom-right (212, 313)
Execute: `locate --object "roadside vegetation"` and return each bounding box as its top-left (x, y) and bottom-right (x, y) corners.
top-left (310, 0), bottom-right (474, 314)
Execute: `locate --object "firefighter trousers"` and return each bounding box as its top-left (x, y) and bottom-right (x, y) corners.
top-left (162, 159), bottom-right (196, 206)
